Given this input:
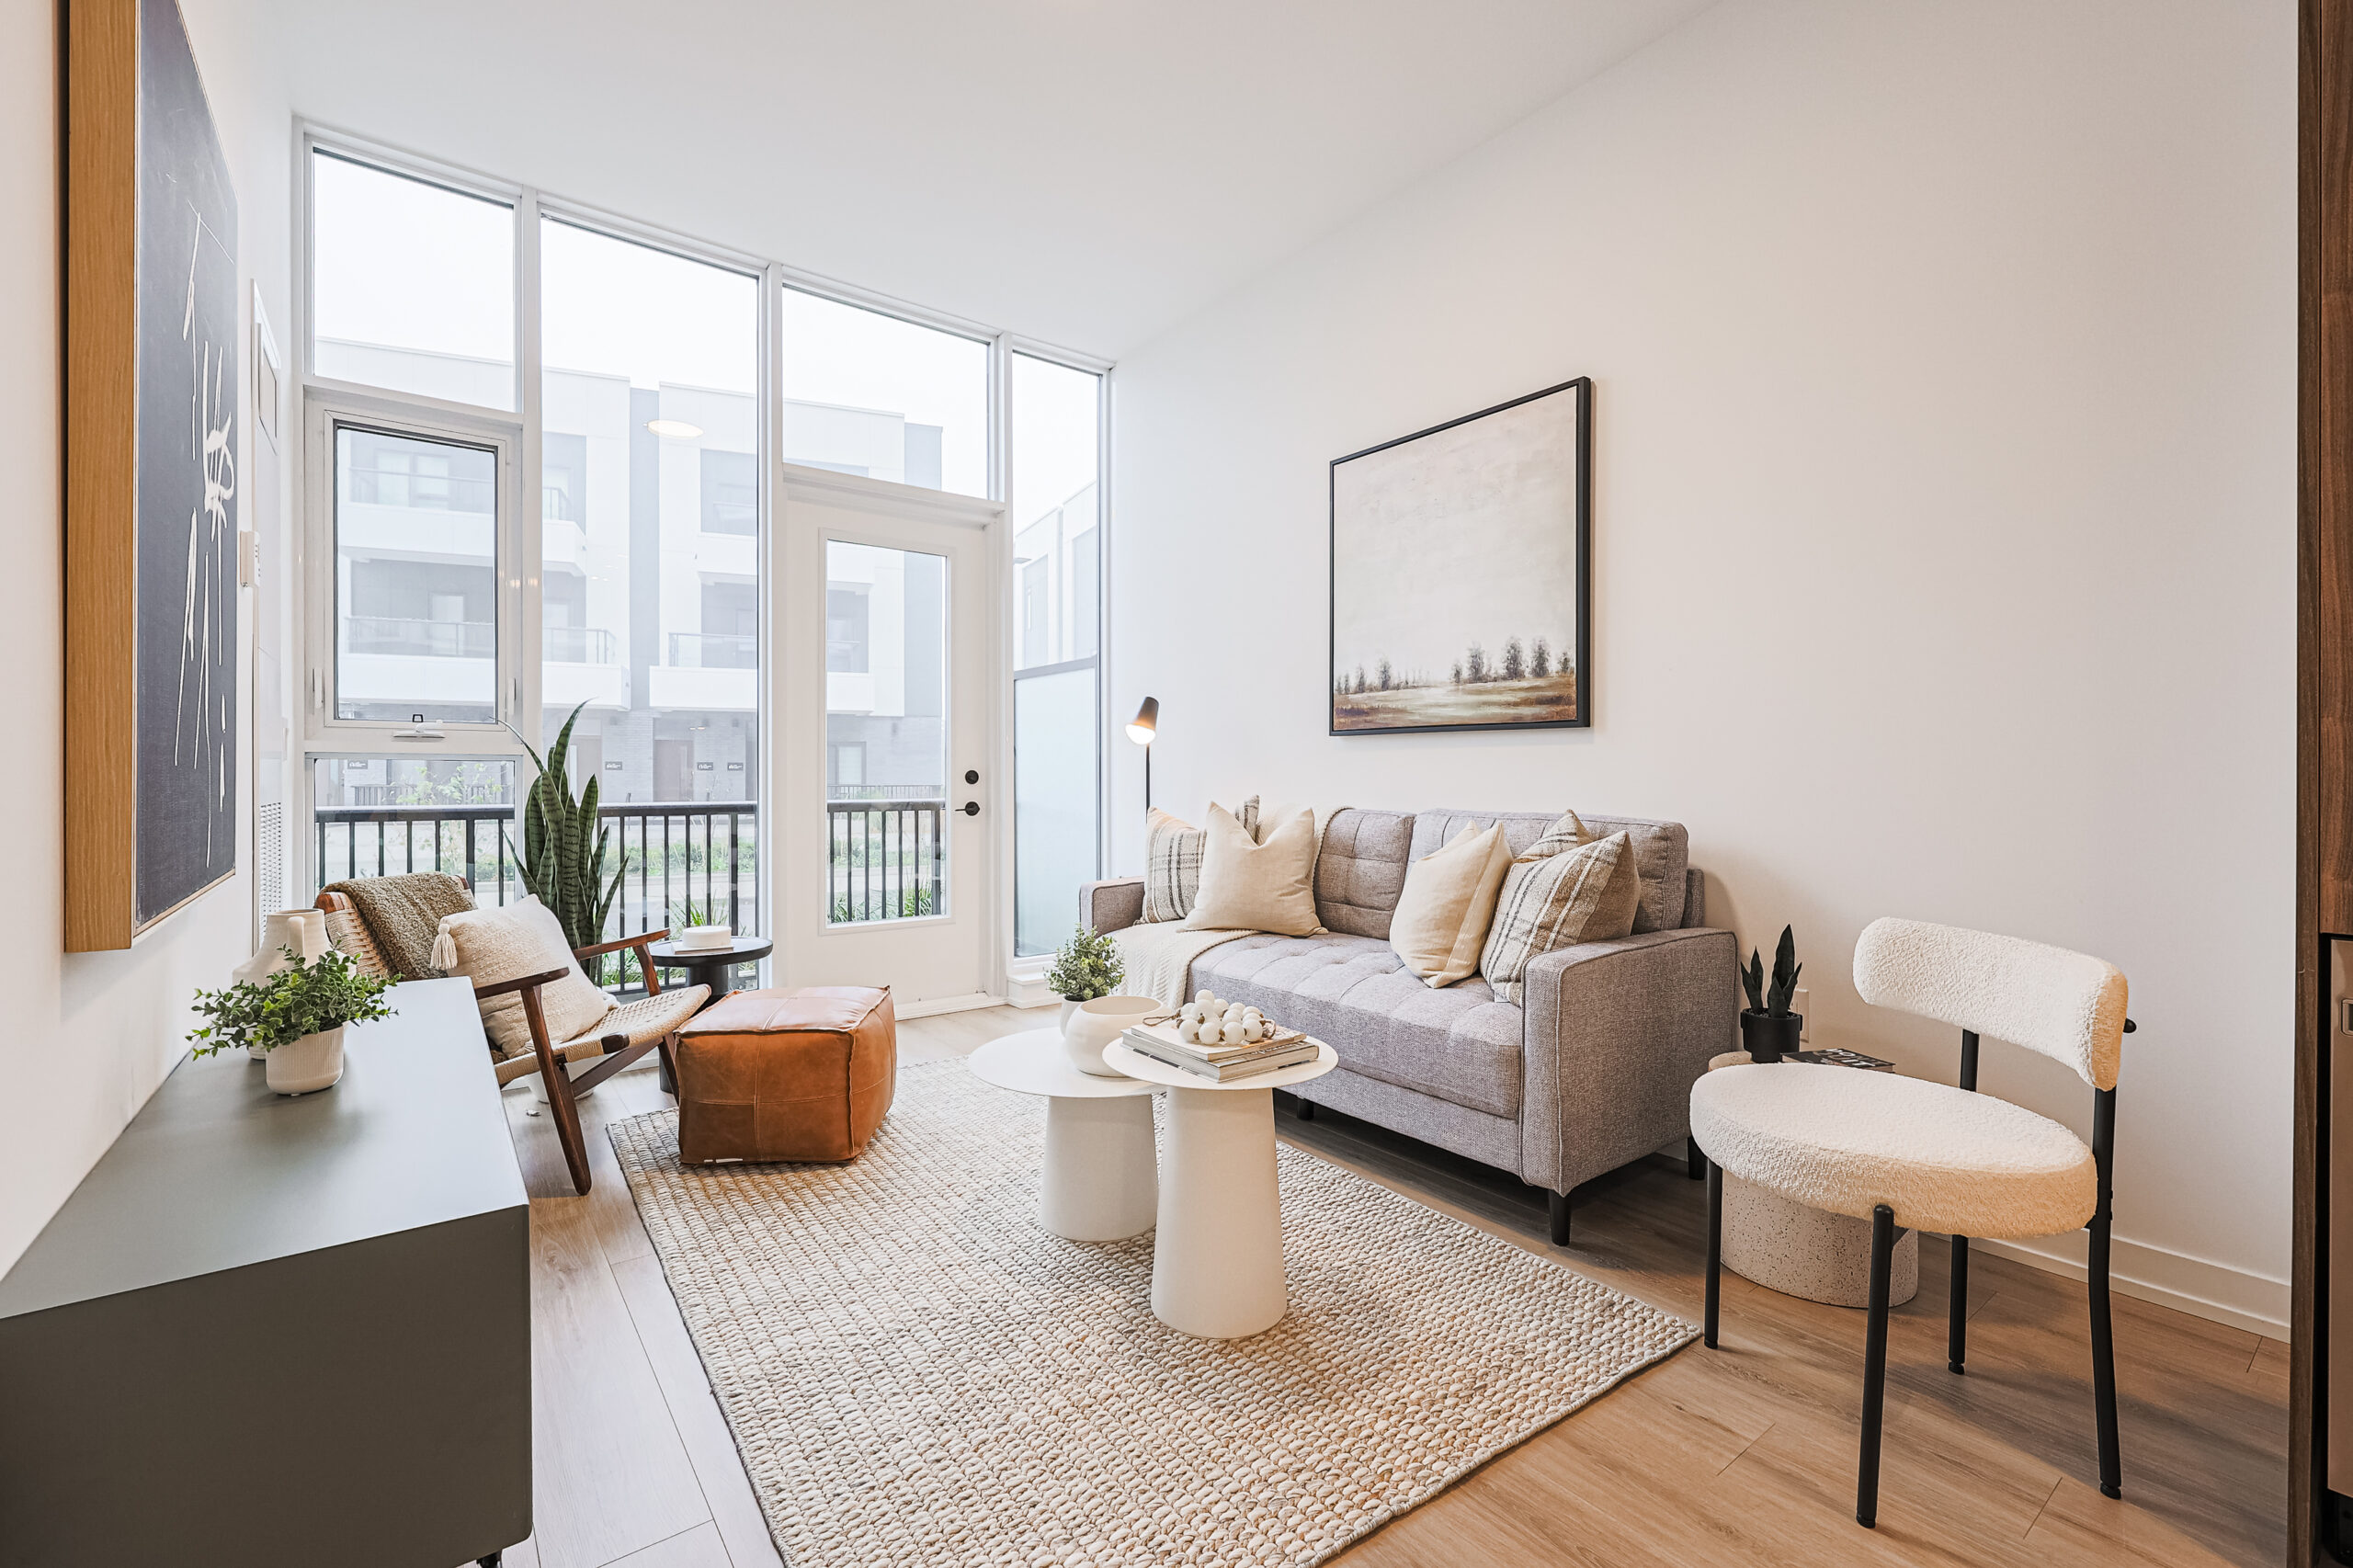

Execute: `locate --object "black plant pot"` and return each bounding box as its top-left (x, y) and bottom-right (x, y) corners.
top-left (1739, 1008), bottom-right (1803, 1064)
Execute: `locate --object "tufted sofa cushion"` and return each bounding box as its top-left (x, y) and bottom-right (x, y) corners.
top-left (1408, 809), bottom-right (1688, 934)
top-left (1313, 810), bottom-right (1415, 938)
top-left (1190, 932), bottom-right (1526, 1119)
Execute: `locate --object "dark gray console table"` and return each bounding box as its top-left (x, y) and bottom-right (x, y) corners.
top-left (0, 977), bottom-right (530, 1566)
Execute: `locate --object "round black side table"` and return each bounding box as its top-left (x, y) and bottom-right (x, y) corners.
top-left (646, 937), bottom-right (773, 1096)
top-left (646, 936), bottom-right (774, 1007)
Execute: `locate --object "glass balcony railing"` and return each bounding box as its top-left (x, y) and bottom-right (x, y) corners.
top-left (668, 631), bottom-right (757, 668)
top-left (341, 618), bottom-right (619, 664)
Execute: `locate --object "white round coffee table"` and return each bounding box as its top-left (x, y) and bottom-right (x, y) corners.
top-left (968, 1029), bottom-right (1160, 1242)
top-left (1100, 1039), bottom-right (1339, 1340)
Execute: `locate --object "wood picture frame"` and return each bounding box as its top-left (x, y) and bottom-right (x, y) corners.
top-left (65, 0), bottom-right (241, 950)
top-left (1328, 378), bottom-right (1592, 736)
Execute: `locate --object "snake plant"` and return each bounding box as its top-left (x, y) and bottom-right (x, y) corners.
top-left (506, 700), bottom-right (628, 979)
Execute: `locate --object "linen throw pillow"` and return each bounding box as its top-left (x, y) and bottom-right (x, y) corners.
top-left (433, 896), bottom-right (614, 1060)
top-left (1183, 804), bottom-right (1321, 935)
top-left (1479, 831), bottom-right (1643, 1004)
top-left (1388, 821), bottom-right (1516, 987)
top-left (1141, 797), bottom-right (1257, 923)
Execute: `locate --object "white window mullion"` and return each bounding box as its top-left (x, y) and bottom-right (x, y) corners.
top-left (514, 189), bottom-right (545, 745)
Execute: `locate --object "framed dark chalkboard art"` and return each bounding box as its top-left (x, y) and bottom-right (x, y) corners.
top-left (65, 0), bottom-right (240, 949)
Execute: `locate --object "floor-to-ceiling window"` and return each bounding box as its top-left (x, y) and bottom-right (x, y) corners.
top-left (1010, 353), bottom-right (1103, 957)
top-left (297, 131), bottom-right (1109, 988)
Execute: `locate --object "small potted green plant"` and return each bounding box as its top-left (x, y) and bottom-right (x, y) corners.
top-left (1738, 925), bottom-right (1803, 1063)
top-left (188, 948), bottom-right (397, 1096)
top-left (1045, 925), bottom-right (1126, 1028)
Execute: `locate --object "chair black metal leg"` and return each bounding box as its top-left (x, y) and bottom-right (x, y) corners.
top-left (1687, 1137), bottom-right (1705, 1180)
top-left (478, 1554), bottom-right (503, 1567)
top-left (2089, 1085), bottom-right (2122, 1498)
top-left (1949, 1233), bottom-right (1970, 1374)
top-left (1703, 1158), bottom-right (1722, 1348)
top-left (1547, 1187), bottom-right (1571, 1245)
top-left (1857, 1203), bottom-right (1896, 1529)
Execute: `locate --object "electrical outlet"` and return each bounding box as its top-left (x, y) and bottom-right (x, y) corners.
top-left (1795, 987), bottom-right (1811, 1040)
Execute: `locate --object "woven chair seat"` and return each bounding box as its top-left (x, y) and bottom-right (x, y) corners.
top-left (493, 984), bottom-right (711, 1086)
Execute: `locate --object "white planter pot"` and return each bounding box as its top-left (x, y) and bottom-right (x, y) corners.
top-left (236, 910), bottom-right (332, 1059)
top-left (1063, 995), bottom-right (1162, 1077)
top-left (1059, 997), bottom-right (1081, 1030)
top-left (266, 1026), bottom-right (347, 1096)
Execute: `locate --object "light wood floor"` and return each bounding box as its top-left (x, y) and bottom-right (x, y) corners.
top-left (478, 1005), bottom-right (2285, 1568)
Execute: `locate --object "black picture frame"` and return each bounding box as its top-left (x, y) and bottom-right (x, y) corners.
top-left (1328, 377), bottom-right (1592, 736)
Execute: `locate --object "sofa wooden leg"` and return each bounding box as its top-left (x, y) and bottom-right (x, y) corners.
top-left (1296, 1097), bottom-right (1315, 1121)
top-left (1546, 1188), bottom-right (1571, 1245)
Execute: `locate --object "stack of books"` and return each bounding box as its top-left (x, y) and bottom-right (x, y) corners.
top-left (1119, 1019), bottom-right (1321, 1083)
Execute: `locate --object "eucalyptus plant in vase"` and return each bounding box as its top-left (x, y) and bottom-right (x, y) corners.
top-left (188, 948), bottom-right (396, 1096)
top-left (1738, 925), bottom-right (1803, 1063)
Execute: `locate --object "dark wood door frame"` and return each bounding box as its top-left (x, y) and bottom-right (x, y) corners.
top-left (2298, 3), bottom-right (2353, 1562)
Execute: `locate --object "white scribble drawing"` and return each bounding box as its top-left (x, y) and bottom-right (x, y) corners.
top-left (175, 214), bottom-right (233, 861)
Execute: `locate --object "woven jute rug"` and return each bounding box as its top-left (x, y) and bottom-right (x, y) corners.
top-left (608, 1062), bottom-right (1693, 1568)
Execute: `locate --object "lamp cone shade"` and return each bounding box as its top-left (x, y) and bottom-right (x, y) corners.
top-left (1127, 696), bottom-right (1159, 746)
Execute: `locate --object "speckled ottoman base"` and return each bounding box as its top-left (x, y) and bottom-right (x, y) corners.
top-left (1723, 1174), bottom-right (1919, 1309)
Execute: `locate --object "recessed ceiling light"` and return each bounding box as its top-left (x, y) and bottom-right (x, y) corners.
top-left (646, 419), bottom-right (703, 439)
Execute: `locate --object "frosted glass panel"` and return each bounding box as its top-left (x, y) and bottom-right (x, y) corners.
top-left (1015, 665), bottom-right (1097, 958)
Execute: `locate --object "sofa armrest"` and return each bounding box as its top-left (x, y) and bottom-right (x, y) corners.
top-left (1518, 926), bottom-right (1738, 1195)
top-left (1080, 878), bottom-right (1146, 936)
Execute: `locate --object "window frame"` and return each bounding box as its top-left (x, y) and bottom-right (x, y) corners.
top-left (293, 123), bottom-right (1116, 980)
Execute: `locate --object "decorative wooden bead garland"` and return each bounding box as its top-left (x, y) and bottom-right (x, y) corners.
top-left (1175, 990), bottom-right (1275, 1046)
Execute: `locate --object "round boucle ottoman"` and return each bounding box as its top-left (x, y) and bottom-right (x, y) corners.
top-left (1706, 1051), bottom-right (1918, 1309)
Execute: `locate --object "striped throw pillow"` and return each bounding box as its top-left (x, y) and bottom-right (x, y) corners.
top-left (1142, 797), bottom-right (1257, 923)
top-left (1478, 831), bottom-right (1642, 1004)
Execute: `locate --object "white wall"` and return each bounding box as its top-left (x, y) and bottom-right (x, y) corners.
top-left (1109, 0), bottom-right (2294, 1332)
top-left (0, 0), bottom-right (291, 1276)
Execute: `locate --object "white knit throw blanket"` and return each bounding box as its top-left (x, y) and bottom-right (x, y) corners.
top-left (1111, 922), bottom-right (1251, 1009)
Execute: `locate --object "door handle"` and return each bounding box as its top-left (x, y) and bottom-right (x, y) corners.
top-left (961, 801), bottom-right (980, 816)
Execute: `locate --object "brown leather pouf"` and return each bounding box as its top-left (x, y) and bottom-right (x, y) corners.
top-left (670, 986), bottom-right (896, 1164)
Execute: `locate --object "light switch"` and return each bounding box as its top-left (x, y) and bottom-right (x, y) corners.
top-left (1795, 987), bottom-right (1811, 1041)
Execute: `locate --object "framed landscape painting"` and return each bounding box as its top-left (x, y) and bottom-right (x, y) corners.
top-left (1329, 378), bottom-right (1591, 735)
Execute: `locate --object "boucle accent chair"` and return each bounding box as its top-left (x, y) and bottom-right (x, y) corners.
top-left (1082, 807), bottom-right (1737, 1244)
top-left (1690, 916), bottom-right (2131, 1528)
top-left (316, 872), bottom-right (709, 1195)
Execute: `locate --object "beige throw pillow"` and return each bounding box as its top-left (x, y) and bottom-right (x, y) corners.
top-left (1183, 804), bottom-right (1320, 935)
top-left (1478, 832), bottom-right (1643, 1004)
top-left (1142, 797), bottom-right (1257, 923)
top-left (435, 896), bottom-right (614, 1060)
top-left (1389, 821), bottom-right (1516, 987)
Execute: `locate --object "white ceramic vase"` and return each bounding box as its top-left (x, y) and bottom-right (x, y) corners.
top-left (1063, 994), bottom-right (1161, 1077)
top-left (237, 910), bottom-right (332, 1059)
top-left (1058, 997), bottom-right (1082, 1030)
top-left (265, 1025), bottom-right (347, 1096)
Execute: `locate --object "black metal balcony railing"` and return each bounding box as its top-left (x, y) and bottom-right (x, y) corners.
top-left (340, 618), bottom-right (618, 665)
top-left (827, 799), bottom-right (945, 925)
top-left (667, 631), bottom-right (757, 669)
top-left (315, 801), bottom-right (756, 940)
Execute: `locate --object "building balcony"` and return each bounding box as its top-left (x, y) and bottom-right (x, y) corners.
top-left (667, 631), bottom-right (756, 669)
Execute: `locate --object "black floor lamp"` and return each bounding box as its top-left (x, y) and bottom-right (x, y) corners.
top-left (1127, 696), bottom-right (1159, 812)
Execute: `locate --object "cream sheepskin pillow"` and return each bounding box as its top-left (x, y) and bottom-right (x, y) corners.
top-left (1389, 821), bottom-right (1515, 987)
top-left (1183, 804), bottom-right (1320, 935)
top-left (434, 896), bottom-right (613, 1059)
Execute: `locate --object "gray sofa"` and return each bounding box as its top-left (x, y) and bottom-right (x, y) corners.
top-left (1081, 808), bottom-right (1737, 1243)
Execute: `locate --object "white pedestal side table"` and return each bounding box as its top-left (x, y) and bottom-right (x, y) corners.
top-left (968, 1029), bottom-right (1160, 1242)
top-left (1100, 1040), bottom-right (1339, 1340)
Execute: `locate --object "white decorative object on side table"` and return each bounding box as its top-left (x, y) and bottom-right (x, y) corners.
top-left (1062, 994), bottom-right (1161, 1076)
top-left (1102, 1036), bottom-right (1339, 1339)
top-left (968, 1028), bottom-right (1160, 1241)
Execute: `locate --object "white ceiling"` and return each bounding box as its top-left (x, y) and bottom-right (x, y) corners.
top-left (278, 0), bottom-right (1717, 357)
